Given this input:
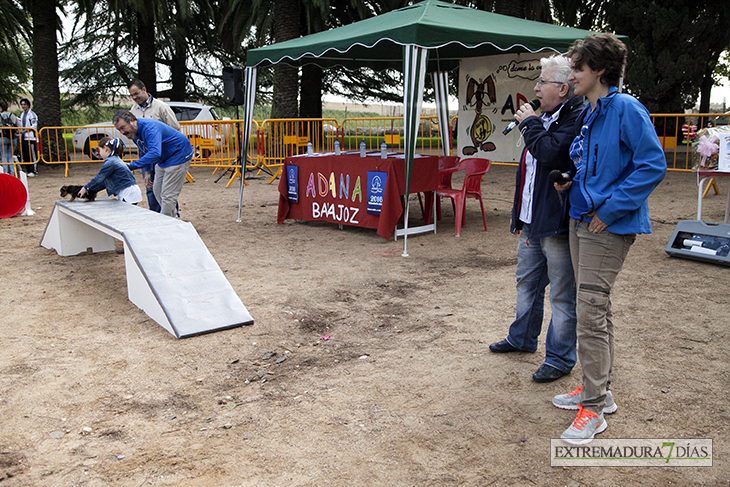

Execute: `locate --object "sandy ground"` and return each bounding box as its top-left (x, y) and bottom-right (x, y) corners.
top-left (0, 161), bottom-right (728, 486)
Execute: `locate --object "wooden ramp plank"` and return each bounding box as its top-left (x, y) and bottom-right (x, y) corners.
top-left (41, 199), bottom-right (253, 338)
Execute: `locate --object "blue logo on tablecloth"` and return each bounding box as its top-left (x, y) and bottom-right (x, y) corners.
top-left (367, 171), bottom-right (387, 215)
top-left (287, 165), bottom-right (298, 203)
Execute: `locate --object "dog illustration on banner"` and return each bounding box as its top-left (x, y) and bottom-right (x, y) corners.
top-left (462, 74), bottom-right (497, 156)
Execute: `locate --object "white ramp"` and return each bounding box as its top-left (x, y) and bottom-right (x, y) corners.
top-left (41, 198), bottom-right (253, 338)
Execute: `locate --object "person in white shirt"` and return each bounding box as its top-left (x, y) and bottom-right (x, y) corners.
top-left (18, 98), bottom-right (38, 176)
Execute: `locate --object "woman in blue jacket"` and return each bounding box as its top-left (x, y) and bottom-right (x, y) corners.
top-left (552, 33), bottom-right (666, 445)
top-left (79, 137), bottom-right (142, 204)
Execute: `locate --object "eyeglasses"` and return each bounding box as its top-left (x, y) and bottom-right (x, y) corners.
top-left (536, 79), bottom-right (565, 86)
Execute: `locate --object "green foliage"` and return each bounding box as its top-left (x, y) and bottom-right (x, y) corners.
top-left (60, 105), bottom-right (125, 126)
top-left (0, 0), bottom-right (32, 100)
top-left (714, 51), bottom-right (730, 87)
top-left (0, 43), bottom-right (30, 101)
top-left (597, 0), bottom-right (730, 112)
top-left (322, 108), bottom-right (380, 123)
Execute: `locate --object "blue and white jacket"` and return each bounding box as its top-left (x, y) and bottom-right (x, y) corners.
top-left (569, 87), bottom-right (666, 235)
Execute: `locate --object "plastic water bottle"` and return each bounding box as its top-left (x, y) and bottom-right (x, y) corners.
top-left (360, 140), bottom-right (366, 158)
top-left (380, 141), bottom-right (387, 159)
top-left (334, 139), bottom-right (341, 155)
top-left (306, 140), bottom-right (313, 156)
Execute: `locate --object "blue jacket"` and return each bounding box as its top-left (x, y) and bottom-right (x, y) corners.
top-left (128, 118), bottom-right (194, 172)
top-left (85, 154), bottom-right (138, 196)
top-left (570, 87), bottom-right (666, 234)
top-left (511, 95), bottom-right (584, 239)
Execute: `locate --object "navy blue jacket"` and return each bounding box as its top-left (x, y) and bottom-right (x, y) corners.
top-left (510, 95), bottom-right (584, 239)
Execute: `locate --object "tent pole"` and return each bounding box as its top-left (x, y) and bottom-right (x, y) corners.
top-left (237, 67), bottom-right (257, 222)
top-left (401, 45), bottom-right (429, 257)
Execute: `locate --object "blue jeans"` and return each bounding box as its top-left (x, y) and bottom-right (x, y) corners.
top-left (1, 137), bottom-right (13, 174)
top-left (506, 226), bottom-right (577, 372)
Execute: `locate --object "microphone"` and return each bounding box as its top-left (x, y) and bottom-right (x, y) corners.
top-left (502, 99), bottom-right (541, 135)
top-left (549, 169), bottom-right (571, 184)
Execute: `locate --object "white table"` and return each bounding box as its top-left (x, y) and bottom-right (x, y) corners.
top-left (697, 170), bottom-right (730, 223)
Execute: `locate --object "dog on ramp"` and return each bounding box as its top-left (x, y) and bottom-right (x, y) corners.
top-left (60, 185), bottom-right (98, 202)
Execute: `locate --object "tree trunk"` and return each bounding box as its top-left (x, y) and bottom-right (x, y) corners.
top-left (300, 65), bottom-right (322, 118)
top-left (170, 36), bottom-right (187, 101)
top-left (698, 67), bottom-right (714, 115)
top-left (137, 13), bottom-right (157, 95)
top-left (31, 0), bottom-right (61, 129)
top-left (271, 0), bottom-right (300, 119)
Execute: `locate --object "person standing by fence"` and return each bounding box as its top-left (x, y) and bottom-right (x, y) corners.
top-left (0, 101), bottom-right (19, 175)
top-left (18, 98), bottom-right (38, 177)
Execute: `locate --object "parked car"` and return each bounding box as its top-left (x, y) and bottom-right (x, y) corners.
top-left (73, 102), bottom-right (225, 159)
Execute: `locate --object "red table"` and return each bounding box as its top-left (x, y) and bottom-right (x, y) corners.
top-left (277, 153), bottom-right (439, 239)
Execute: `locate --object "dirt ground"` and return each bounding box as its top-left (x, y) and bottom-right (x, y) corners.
top-left (1, 160), bottom-right (728, 486)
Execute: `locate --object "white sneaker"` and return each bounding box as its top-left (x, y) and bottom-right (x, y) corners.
top-left (552, 385), bottom-right (617, 414)
top-left (27, 172), bottom-right (36, 178)
top-left (561, 406), bottom-right (607, 445)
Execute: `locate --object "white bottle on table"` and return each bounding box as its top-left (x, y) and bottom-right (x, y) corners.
top-left (380, 141), bottom-right (387, 159)
top-left (334, 139), bottom-right (341, 155)
top-left (307, 141), bottom-right (313, 156)
top-left (360, 140), bottom-right (366, 158)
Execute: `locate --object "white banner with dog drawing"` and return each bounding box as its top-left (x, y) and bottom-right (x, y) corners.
top-left (457, 53), bottom-right (546, 163)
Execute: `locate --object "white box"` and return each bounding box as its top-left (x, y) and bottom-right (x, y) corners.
top-left (719, 133), bottom-right (730, 172)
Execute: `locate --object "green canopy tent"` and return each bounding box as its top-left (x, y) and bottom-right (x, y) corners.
top-left (239, 0), bottom-right (616, 255)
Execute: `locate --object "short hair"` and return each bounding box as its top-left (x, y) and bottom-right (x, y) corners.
top-left (97, 136), bottom-right (125, 156)
top-left (129, 79), bottom-right (146, 91)
top-left (0, 101), bottom-right (8, 111)
top-left (112, 109), bottom-right (136, 125)
top-left (567, 33), bottom-right (627, 88)
top-left (20, 98), bottom-right (31, 107)
top-left (541, 55), bottom-right (575, 98)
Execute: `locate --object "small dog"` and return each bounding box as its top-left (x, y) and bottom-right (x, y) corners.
top-left (60, 185), bottom-right (97, 202)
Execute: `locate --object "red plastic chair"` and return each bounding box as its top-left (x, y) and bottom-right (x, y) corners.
top-left (419, 156), bottom-right (461, 223)
top-left (434, 158), bottom-right (490, 237)
top-left (437, 156), bottom-right (461, 189)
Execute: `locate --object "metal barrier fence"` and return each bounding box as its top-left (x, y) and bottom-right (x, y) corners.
top-left (255, 118), bottom-right (339, 183)
top-left (339, 116), bottom-right (444, 155)
top-left (20, 112), bottom-right (728, 180)
top-left (651, 112), bottom-right (728, 172)
top-left (37, 121), bottom-right (259, 183)
top-left (1, 127), bottom-right (39, 176)
top-left (180, 119), bottom-right (260, 187)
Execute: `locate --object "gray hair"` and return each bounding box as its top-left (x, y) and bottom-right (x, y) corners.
top-left (112, 109), bottom-right (137, 125)
top-left (541, 55), bottom-right (575, 98)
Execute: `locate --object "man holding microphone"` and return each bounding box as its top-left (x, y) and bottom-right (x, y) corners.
top-left (489, 55), bottom-right (584, 384)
